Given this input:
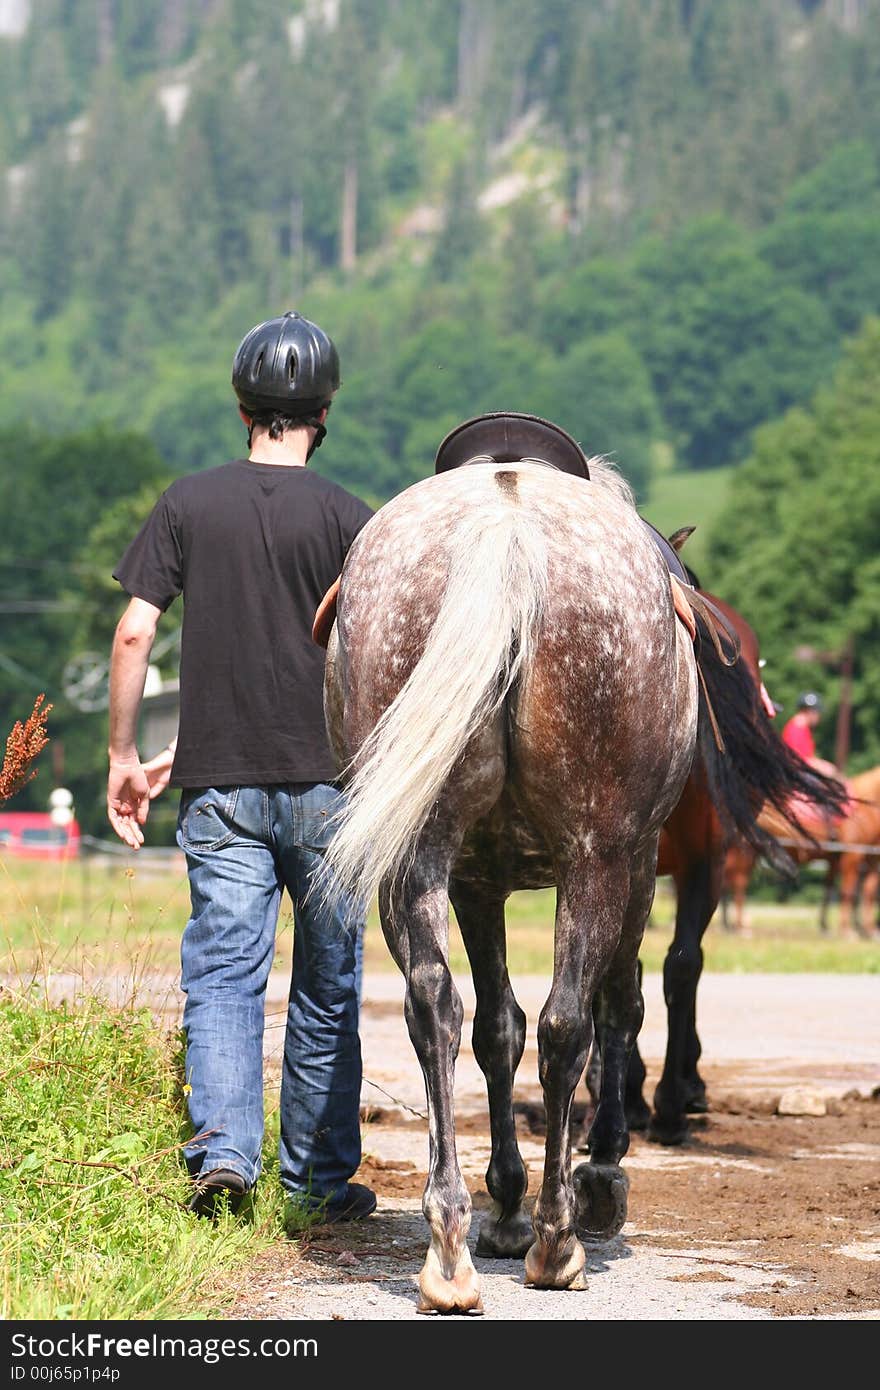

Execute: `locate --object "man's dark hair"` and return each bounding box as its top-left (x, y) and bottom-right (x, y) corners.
top-left (247, 409), bottom-right (328, 447)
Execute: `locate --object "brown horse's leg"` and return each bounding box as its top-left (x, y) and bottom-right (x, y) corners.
top-left (819, 855), bottom-right (838, 934)
top-left (838, 852), bottom-right (860, 939)
top-left (577, 967), bottom-right (650, 1154)
top-left (449, 877), bottom-right (532, 1258)
top-left (623, 1026), bottom-right (651, 1131)
top-left (381, 851), bottom-right (483, 1315)
top-left (733, 867), bottom-right (750, 938)
top-left (574, 839), bottom-right (658, 1239)
top-left (858, 860), bottom-right (880, 940)
top-left (524, 851), bottom-right (628, 1291)
top-left (732, 846), bottom-right (756, 937)
top-left (720, 841), bottom-right (754, 936)
top-left (650, 851), bottom-right (723, 1145)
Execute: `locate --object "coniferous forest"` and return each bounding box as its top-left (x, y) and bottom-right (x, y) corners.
top-left (2, 0), bottom-right (880, 829)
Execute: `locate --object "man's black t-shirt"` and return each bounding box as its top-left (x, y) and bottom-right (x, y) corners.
top-left (113, 460), bottom-right (374, 788)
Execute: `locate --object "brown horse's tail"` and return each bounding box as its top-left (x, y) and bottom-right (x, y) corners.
top-left (694, 620), bottom-right (849, 878)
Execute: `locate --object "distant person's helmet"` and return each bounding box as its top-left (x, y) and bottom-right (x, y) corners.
top-left (232, 311), bottom-right (340, 420)
top-left (797, 691), bottom-right (823, 711)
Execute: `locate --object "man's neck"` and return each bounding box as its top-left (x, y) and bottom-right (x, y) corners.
top-left (248, 429), bottom-right (311, 467)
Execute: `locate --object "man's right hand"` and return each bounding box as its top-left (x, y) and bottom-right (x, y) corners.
top-left (107, 760), bottom-right (151, 849)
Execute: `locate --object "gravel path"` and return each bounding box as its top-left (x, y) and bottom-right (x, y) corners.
top-left (248, 969), bottom-right (880, 1322)
top-left (28, 965), bottom-right (880, 1320)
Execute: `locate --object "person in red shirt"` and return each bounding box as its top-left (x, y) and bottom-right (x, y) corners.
top-left (781, 691), bottom-right (838, 777)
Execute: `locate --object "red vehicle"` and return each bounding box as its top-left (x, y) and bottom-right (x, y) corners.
top-left (0, 811), bottom-right (81, 860)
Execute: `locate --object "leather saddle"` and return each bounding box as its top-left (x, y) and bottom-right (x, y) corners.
top-left (434, 411), bottom-right (591, 479)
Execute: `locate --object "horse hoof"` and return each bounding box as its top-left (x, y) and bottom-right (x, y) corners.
top-left (683, 1079), bottom-right (708, 1114)
top-left (647, 1116), bottom-right (690, 1146)
top-left (417, 1248), bottom-right (484, 1315)
top-left (572, 1162), bottom-right (629, 1238)
top-left (626, 1098), bottom-right (652, 1131)
top-left (523, 1236), bottom-right (586, 1290)
top-left (476, 1209), bottom-right (534, 1259)
top-left (417, 1295), bottom-right (484, 1316)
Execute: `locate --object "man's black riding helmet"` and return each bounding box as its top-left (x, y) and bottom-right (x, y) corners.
top-left (232, 311), bottom-right (340, 420)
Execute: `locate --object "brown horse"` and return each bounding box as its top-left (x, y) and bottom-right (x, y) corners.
top-left (631, 592), bottom-right (769, 1143)
top-left (584, 583), bottom-right (849, 1145)
top-left (722, 765), bottom-right (880, 939)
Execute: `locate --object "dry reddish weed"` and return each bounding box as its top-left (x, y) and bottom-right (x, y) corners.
top-left (0, 694), bottom-right (52, 802)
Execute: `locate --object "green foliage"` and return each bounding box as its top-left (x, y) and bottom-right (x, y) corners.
top-left (4, 0), bottom-right (880, 821)
top-left (533, 333), bottom-right (659, 498)
top-left (0, 426), bottom-right (168, 831)
top-left (633, 219), bottom-right (837, 467)
top-left (74, 481), bottom-right (178, 658)
top-left (708, 318), bottom-right (880, 770)
top-left (3, 3), bottom-right (880, 490)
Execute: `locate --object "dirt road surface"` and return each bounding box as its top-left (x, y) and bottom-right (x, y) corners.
top-left (40, 965), bottom-right (880, 1320)
top-left (220, 969), bottom-right (880, 1322)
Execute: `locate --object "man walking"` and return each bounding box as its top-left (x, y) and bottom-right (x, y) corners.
top-left (106, 311), bottom-right (376, 1226)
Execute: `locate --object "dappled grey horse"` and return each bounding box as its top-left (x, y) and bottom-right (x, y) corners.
top-left (318, 453), bottom-right (699, 1313)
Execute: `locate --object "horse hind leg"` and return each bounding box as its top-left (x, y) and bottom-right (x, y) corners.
top-left (573, 840), bottom-right (657, 1239)
top-left (449, 876), bottom-right (532, 1258)
top-left (382, 849), bottom-right (483, 1315)
top-left (379, 730), bottom-right (507, 1316)
top-left (524, 849), bottom-right (631, 1292)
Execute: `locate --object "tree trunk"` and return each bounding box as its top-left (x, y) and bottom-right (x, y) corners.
top-left (458, 0), bottom-right (493, 114)
top-left (96, 0), bottom-right (114, 66)
top-left (160, 0), bottom-right (189, 63)
top-left (290, 193), bottom-right (304, 300)
top-left (340, 157), bottom-right (357, 272)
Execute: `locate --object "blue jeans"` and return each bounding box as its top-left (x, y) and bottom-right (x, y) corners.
top-left (176, 782), bottom-right (365, 1202)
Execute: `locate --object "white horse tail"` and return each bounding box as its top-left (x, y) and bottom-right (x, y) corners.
top-left (323, 486), bottom-right (549, 915)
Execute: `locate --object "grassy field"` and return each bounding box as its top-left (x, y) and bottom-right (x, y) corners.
top-left (641, 462), bottom-right (735, 583)
top-left (2, 853), bottom-right (877, 983)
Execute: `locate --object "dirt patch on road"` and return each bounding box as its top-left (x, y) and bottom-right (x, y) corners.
top-left (623, 1100), bottom-right (880, 1317)
top-left (228, 1087), bottom-right (880, 1321)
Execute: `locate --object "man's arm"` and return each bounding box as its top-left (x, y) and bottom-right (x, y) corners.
top-left (107, 596), bottom-right (162, 849)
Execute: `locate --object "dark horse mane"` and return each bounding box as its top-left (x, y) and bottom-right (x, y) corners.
top-left (694, 605), bottom-right (849, 878)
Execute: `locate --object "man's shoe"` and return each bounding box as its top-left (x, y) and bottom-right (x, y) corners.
top-left (188, 1167), bottom-right (248, 1218)
top-left (284, 1182), bottom-right (377, 1234)
top-left (321, 1182), bottom-right (377, 1224)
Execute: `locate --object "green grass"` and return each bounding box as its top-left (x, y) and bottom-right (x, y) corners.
top-left (429, 883), bottom-right (880, 978)
top-left (0, 987), bottom-right (286, 1320)
top-left (2, 856), bottom-right (876, 981)
top-left (641, 462), bottom-right (735, 582)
